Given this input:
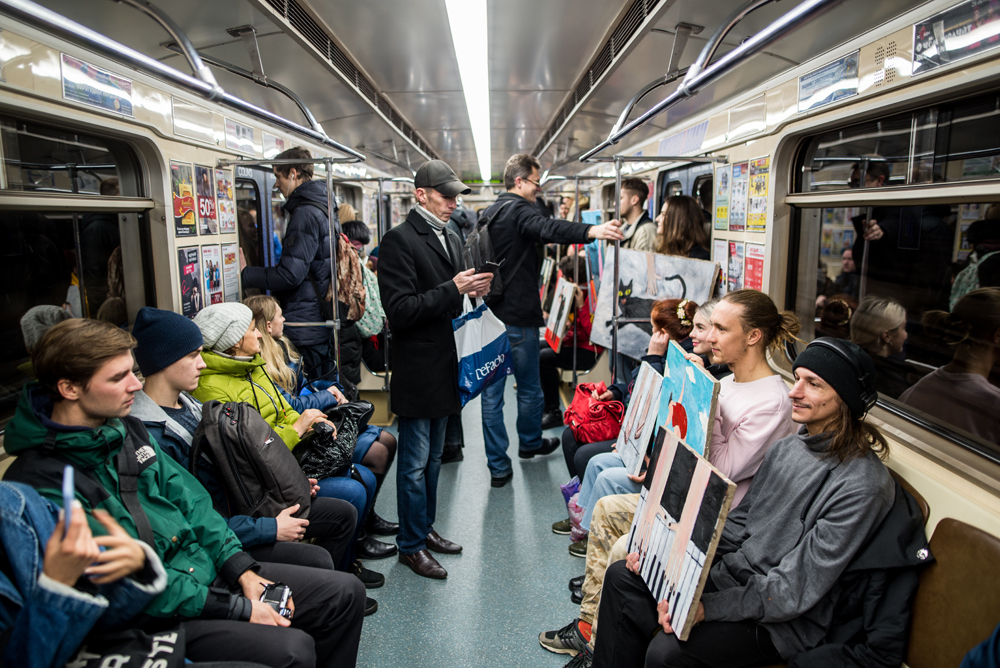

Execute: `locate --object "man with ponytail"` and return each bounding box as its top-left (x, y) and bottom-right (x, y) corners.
top-left (590, 337), bottom-right (897, 668)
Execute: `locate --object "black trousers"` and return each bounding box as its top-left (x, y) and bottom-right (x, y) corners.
top-left (444, 412), bottom-right (464, 452)
top-left (593, 560), bottom-right (779, 668)
top-left (182, 561), bottom-right (365, 668)
top-left (298, 340), bottom-right (334, 384)
top-left (560, 426), bottom-right (616, 480)
top-left (245, 497), bottom-right (356, 570)
top-left (539, 345), bottom-right (598, 412)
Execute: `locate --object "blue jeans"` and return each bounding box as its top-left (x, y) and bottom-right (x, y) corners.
top-left (481, 325), bottom-right (544, 476)
top-left (396, 416), bottom-right (448, 555)
top-left (578, 452), bottom-right (640, 531)
top-left (317, 464), bottom-right (376, 569)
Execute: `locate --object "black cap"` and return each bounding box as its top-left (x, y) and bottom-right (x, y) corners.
top-left (413, 160), bottom-right (471, 197)
top-left (793, 338), bottom-right (878, 419)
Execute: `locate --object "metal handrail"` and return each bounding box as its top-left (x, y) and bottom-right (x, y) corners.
top-left (684, 0), bottom-right (778, 83)
top-left (607, 68), bottom-right (688, 139)
top-left (581, 0), bottom-right (846, 161)
top-left (0, 0), bottom-right (364, 160)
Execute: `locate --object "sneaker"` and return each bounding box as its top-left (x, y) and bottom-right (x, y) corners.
top-left (563, 648), bottom-right (593, 667)
top-left (541, 410), bottom-right (563, 430)
top-left (364, 596), bottom-right (378, 616)
top-left (569, 537), bottom-right (588, 558)
top-left (538, 619), bottom-right (589, 656)
top-left (552, 518), bottom-right (572, 535)
top-left (351, 560), bottom-right (385, 589)
top-left (519, 437), bottom-right (560, 459)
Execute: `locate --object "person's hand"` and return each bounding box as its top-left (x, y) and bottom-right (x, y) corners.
top-left (249, 599), bottom-right (291, 626)
top-left (627, 471), bottom-right (647, 484)
top-left (308, 478), bottom-right (321, 498)
top-left (274, 504), bottom-right (309, 542)
top-left (241, 572), bottom-right (295, 624)
top-left (647, 330), bottom-right (670, 357)
top-left (326, 386), bottom-right (348, 405)
top-left (683, 352), bottom-right (705, 368)
top-left (863, 219), bottom-right (883, 241)
top-left (588, 219), bottom-right (624, 241)
top-left (453, 268), bottom-right (493, 297)
top-left (293, 409), bottom-right (328, 438)
top-left (658, 600), bottom-right (703, 634)
top-left (239, 248), bottom-right (248, 271)
top-left (86, 509), bottom-right (146, 584)
top-left (574, 287), bottom-right (585, 311)
top-left (815, 294), bottom-right (828, 310)
top-left (43, 501), bottom-right (100, 586)
top-left (591, 389), bottom-right (614, 402)
top-left (625, 551), bottom-right (641, 574)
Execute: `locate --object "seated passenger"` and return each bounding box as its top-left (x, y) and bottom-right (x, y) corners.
top-left (590, 339), bottom-right (896, 668)
top-left (851, 295), bottom-right (910, 398)
top-left (541, 255), bottom-right (602, 430)
top-left (19, 304), bottom-right (72, 378)
top-left (654, 195), bottom-right (710, 260)
top-left (127, 307), bottom-right (384, 604)
top-left (901, 287), bottom-right (1000, 442)
top-left (2, 319), bottom-right (365, 668)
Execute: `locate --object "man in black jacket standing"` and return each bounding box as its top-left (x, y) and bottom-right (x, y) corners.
top-left (377, 160), bottom-right (493, 580)
top-left (480, 154), bottom-right (623, 488)
top-left (240, 146), bottom-right (338, 379)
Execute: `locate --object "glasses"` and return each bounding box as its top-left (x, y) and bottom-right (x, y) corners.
top-left (522, 177), bottom-right (541, 188)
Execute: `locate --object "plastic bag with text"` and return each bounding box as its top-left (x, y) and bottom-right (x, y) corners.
top-left (453, 295), bottom-right (513, 407)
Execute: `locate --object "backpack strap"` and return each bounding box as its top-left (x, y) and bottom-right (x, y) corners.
top-left (116, 418), bottom-right (157, 547)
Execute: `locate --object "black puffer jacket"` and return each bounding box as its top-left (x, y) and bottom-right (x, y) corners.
top-left (787, 478), bottom-right (933, 668)
top-left (241, 180), bottom-right (339, 347)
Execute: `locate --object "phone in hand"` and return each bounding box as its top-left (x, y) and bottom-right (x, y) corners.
top-left (477, 259), bottom-right (504, 274)
top-left (62, 465), bottom-right (74, 538)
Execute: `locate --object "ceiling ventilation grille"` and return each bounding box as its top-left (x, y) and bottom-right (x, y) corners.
top-left (258, 0), bottom-right (437, 159)
top-left (533, 0), bottom-right (663, 157)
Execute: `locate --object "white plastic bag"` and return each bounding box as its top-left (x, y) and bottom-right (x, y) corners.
top-left (452, 295), bottom-right (513, 406)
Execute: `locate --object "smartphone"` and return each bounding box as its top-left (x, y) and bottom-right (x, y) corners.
top-left (477, 259), bottom-right (504, 274)
top-left (62, 464), bottom-right (74, 538)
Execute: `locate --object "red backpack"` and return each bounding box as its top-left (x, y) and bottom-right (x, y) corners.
top-left (563, 381), bottom-right (625, 444)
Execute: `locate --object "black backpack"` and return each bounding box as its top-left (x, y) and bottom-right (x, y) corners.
top-left (190, 401), bottom-right (311, 520)
top-left (463, 200), bottom-right (531, 299)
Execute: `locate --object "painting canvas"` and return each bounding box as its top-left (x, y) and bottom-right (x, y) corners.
top-left (657, 340), bottom-right (720, 457)
top-left (544, 276), bottom-right (576, 353)
top-left (616, 361), bottom-right (663, 476)
top-left (627, 427), bottom-right (736, 641)
top-left (591, 248), bottom-right (718, 360)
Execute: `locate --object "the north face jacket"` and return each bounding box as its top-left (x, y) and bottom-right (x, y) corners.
top-left (3, 385), bottom-right (256, 620)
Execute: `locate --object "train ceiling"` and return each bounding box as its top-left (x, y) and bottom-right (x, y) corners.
top-left (30, 0), bottom-right (923, 180)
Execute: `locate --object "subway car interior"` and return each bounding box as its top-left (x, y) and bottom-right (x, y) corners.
top-left (0, 0), bottom-right (999, 666)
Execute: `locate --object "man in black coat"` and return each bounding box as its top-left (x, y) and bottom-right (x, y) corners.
top-left (239, 146), bottom-right (339, 379)
top-left (377, 160), bottom-right (493, 580)
top-left (479, 154), bottom-right (623, 488)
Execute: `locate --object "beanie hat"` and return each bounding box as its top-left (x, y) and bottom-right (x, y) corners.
top-left (21, 305), bottom-right (72, 350)
top-left (793, 338), bottom-right (878, 419)
top-left (132, 307), bottom-right (204, 376)
top-left (193, 303), bottom-right (254, 353)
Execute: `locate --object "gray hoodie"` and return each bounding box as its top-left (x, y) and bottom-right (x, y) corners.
top-left (700, 427), bottom-right (894, 658)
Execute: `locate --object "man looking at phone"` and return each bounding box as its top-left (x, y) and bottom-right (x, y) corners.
top-left (3, 318), bottom-right (364, 668)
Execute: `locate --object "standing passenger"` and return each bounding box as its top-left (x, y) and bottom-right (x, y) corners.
top-left (614, 177), bottom-right (657, 252)
top-left (480, 154), bottom-right (624, 488)
top-left (378, 160), bottom-right (493, 579)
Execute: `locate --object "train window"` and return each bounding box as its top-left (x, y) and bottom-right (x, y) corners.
top-left (792, 199), bottom-right (1000, 457)
top-left (799, 91), bottom-right (1000, 192)
top-left (0, 116), bottom-right (138, 195)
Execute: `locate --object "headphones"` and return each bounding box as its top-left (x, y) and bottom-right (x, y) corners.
top-left (806, 337), bottom-right (878, 413)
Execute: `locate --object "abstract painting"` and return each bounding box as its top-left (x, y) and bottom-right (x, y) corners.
top-left (658, 340), bottom-right (720, 457)
top-left (544, 276), bottom-right (576, 353)
top-left (616, 361), bottom-right (663, 476)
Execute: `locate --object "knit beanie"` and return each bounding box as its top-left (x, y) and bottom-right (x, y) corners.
top-left (193, 303), bottom-right (254, 353)
top-left (132, 307), bottom-right (204, 376)
top-left (21, 305), bottom-right (72, 350)
top-left (793, 338), bottom-right (878, 419)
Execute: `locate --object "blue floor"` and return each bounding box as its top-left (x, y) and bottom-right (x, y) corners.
top-left (357, 381), bottom-right (582, 668)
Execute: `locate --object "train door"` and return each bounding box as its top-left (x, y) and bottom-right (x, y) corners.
top-left (234, 164), bottom-right (275, 297)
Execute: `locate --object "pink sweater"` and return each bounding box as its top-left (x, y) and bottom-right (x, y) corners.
top-left (711, 374), bottom-right (797, 507)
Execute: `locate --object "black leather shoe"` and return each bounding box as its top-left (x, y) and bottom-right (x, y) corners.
top-left (399, 549), bottom-right (447, 579)
top-left (442, 447), bottom-right (464, 463)
top-left (351, 560), bottom-right (385, 589)
top-left (365, 596), bottom-right (378, 616)
top-left (541, 410), bottom-right (563, 430)
top-left (519, 437), bottom-right (561, 459)
top-left (569, 575), bottom-right (585, 590)
top-left (491, 471), bottom-right (513, 488)
top-left (366, 511), bottom-right (399, 536)
top-left (426, 530), bottom-right (462, 554)
top-left (571, 585), bottom-right (583, 605)
top-left (356, 534), bottom-right (397, 560)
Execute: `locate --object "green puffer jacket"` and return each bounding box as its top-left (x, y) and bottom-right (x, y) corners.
top-left (2, 385), bottom-right (252, 619)
top-left (192, 351), bottom-right (302, 449)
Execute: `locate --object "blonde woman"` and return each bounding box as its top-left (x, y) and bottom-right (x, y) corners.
top-left (851, 296), bottom-right (910, 398)
top-left (338, 202), bottom-right (356, 223)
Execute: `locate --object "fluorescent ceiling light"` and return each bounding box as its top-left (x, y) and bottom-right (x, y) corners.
top-left (445, 0), bottom-right (491, 182)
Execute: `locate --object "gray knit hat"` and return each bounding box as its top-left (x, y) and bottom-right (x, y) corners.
top-left (193, 303), bottom-right (254, 352)
top-left (21, 305), bottom-right (72, 350)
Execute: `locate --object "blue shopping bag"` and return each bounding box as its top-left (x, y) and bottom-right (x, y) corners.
top-left (452, 295), bottom-right (513, 407)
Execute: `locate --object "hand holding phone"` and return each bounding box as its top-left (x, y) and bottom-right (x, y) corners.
top-left (476, 258), bottom-right (504, 274)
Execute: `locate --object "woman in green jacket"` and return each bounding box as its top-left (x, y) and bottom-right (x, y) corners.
top-left (191, 303), bottom-right (325, 448)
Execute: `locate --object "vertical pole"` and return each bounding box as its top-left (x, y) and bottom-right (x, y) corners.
top-left (572, 175), bottom-right (582, 385)
top-left (376, 178), bottom-right (386, 242)
top-left (377, 179), bottom-right (389, 393)
top-left (611, 157), bottom-right (623, 383)
top-left (326, 158), bottom-right (341, 382)
top-left (857, 159), bottom-right (870, 303)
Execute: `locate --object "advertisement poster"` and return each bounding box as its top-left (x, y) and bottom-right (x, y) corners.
top-left (714, 164), bottom-right (730, 231)
top-left (797, 51), bottom-right (859, 112)
top-left (201, 244), bottom-right (223, 305)
top-left (728, 241), bottom-right (744, 292)
top-left (914, 0), bottom-right (1000, 76)
top-left (177, 247), bottom-right (202, 318)
top-left (729, 162), bottom-right (749, 232)
top-left (61, 53), bottom-right (133, 116)
top-left (195, 165), bottom-right (218, 235)
top-left (225, 117), bottom-right (255, 154)
top-left (263, 132), bottom-right (286, 159)
top-left (744, 243), bottom-right (765, 291)
top-left (713, 239), bottom-right (729, 296)
top-left (171, 161), bottom-right (197, 237)
top-left (222, 242), bottom-right (240, 302)
top-left (748, 157), bottom-right (770, 232)
top-left (215, 169), bottom-right (236, 233)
